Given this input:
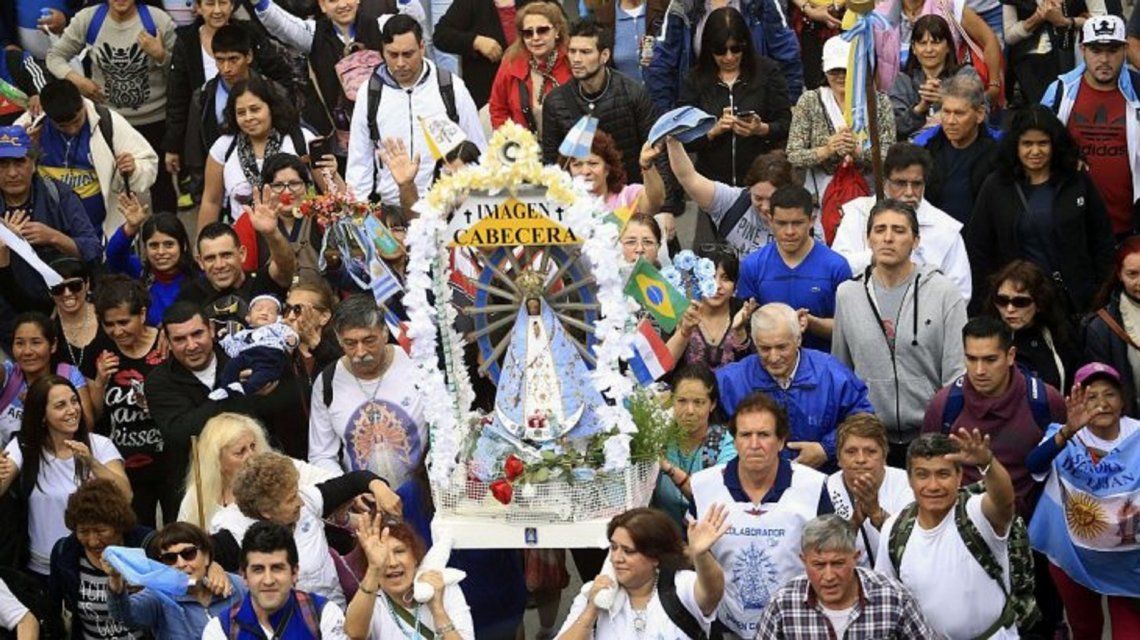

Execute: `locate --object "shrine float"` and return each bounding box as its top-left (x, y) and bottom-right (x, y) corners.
top-left (405, 122), bottom-right (671, 549)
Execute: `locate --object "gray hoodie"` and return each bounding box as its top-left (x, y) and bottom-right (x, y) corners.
top-left (832, 262), bottom-right (967, 445)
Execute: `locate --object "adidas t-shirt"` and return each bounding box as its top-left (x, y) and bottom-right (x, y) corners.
top-left (875, 494), bottom-right (1016, 639)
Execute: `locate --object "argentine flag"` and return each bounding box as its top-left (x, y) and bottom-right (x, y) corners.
top-left (1029, 421), bottom-right (1140, 597)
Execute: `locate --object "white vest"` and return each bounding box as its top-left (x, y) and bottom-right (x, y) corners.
top-left (691, 462), bottom-right (827, 638)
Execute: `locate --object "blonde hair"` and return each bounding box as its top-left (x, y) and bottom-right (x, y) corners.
top-left (504, 1), bottom-right (569, 63)
top-left (181, 413), bottom-right (271, 527)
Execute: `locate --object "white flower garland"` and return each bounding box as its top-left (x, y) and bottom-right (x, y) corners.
top-left (408, 124), bottom-right (635, 486)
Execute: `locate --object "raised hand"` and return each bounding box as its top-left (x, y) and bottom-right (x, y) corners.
top-left (358, 513), bottom-right (393, 569)
top-left (137, 30), bottom-right (165, 61)
top-left (248, 185), bottom-right (282, 236)
top-left (118, 192), bottom-right (150, 233)
top-left (377, 137), bottom-right (419, 187)
top-left (731, 298), bottom-right (758, 333)
top-left (678, 302), bottom-right (702, 336)
top-left (687, 503), bottom-right (730, 557)
top-left (1063, 384), bottom-right (1092, 433)
top-left (418, 569), bottom-right (446, 608)
top-left (945, 428), bottom-right (994, 468)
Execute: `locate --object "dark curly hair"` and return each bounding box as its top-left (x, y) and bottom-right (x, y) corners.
top-left (997, 105), bottom-right (1081, 182)
top-left (607, 507), bottom-right (688, 570)
top-left (64, 478), bottom-right (136, 532)
top-left (985, 259), bottom-right (1070, 343)
top-left (561, 129), bottom-right (626, 195)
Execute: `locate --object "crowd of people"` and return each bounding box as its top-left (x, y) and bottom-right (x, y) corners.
top-left (1, 0), bottom-right (1139, 637)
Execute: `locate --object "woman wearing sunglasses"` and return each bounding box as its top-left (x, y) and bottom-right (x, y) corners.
top-left (985, 260), bottom-right (1078, 392)
top-left (47, 479), bottom-right (148, 640)
top-left (48, 258), bottom-right (109, 376)
top-left (1084, 237), bottom-right (1140, 418)
top-left (488, 0), bottom-right (570, 133)
top-left (106, 522), bottom-right (244, 640)
top-left (677, 8), bottom-right (791, 189)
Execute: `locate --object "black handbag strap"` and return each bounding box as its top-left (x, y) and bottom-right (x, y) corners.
top-left (657, 568), bottom-right (709, 640)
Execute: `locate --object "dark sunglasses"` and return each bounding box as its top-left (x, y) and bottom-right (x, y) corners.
top-left (49, 279), bottom-right (85, 296)
top-left (158, 545), bottom-right (200, 565)
top-left (698, 243), bottom-right (736, 259)
top-left (713, 44), bottom-right (745, 55)
top-left (283, 302), bottom-right (323, 317)
top-left (522, 25), bottom-right (553, 39)
top-left (995, 294), bottom-right (1034, 309)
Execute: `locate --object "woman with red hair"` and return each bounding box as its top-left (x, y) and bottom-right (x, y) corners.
top-left (1083, 236), bottom-right (1140, 417)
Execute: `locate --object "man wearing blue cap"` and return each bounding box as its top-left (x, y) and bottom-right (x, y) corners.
top-left (0, 125), bottom-right (102, 310)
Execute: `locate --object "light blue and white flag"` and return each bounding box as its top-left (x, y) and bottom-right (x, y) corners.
top-left (1029, 422), bottom-right (1140, 597)
top-left (558, 115), bottom-right (599, 160)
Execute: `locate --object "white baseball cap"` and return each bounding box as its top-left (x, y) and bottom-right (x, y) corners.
top-left (822, 35), bottom-right (851, 72)
top-left (1082, 14), bottom-right (1125, 45)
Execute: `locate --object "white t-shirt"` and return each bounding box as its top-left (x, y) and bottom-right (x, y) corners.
top-left (368, 583), bottom-right (475, 640)
top-left (827, 466), bottom-right (915, 567)
top-left (209, 130), bottom-right (316, 220)
top-left (875, 494), bottom-right (1015, 640)
top-left (558, 570), bottom-right (715, 639)
top-left (4, 434), bottom-right (123, 575)
top-left (1073, 415), bottom-right (1140, 457)
top-left (177, 457), bottom-right (336, 524)
top-left (0, 578), bottom-right (29, 631)
top-left (190, 357), bottom-right (219, 390)
top-left (200, 596), bottom-right (347, 639)
top-left (821, 604), bottom-right (856, 638)
top-left (209, 485), bottom-right (346, 607)
top-left (308, 352), bottom-right (427, 489)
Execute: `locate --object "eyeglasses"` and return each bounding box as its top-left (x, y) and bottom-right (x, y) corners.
top-left (995, 294), bottom-right (1034, 309)
top-left (49, 279), bottom-right (85, 296)
top-left (621, 238), bottom-right (659, 249)
top-left (697, 243), bottom-right (736, 259)
top-left (886, 178), bottom-right (925, 191)
top-left (158, 546), bottom-right (200, 565)
top-left (268, 180), bottom-right (307, 193)
top-left (712, 44), bottom-right (745, 55)
top-left (522, 25), bottom-right (553, 39)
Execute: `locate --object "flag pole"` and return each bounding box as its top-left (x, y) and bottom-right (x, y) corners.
top-left (191, 435), bottom-right (205, 529)
top-left (849, 0), bottom-right (883, 198)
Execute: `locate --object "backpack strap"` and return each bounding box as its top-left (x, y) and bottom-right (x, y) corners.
top-left (320, 359), bottom-right (339, 408)
top-left (952, 491), bottom-right (1018, 639)
top-left (1095, 307), bottom-right (1140, 350)
top-left (656, 568), bottom-right (708, 640)
top-left (0, 366), bottom-right (26, 416)
top-left (293, 591), bottom-right (324, 639)
top-left (223, 600), bottom-right (243, 640)
top-left (85, 4), bottom-right (111, 46)
top-left (86, 4), bottom-right (157, 46)
top-left (518, 79), bottom-right (536, 132)
top-left (437, 67), bottom-right (458, 123)
top-left (366, 72), bottom-right (384, 144)
top-left (886, 501), bottom-right (918, 577)
top-left (715, 189), bottom-right (753, 241)
top-left (1023, 374), bottom-right (1052, 431)
top-left (940, 375), bottom-right (967, 434)
top-left (94, 105), bottom-right (116, 159)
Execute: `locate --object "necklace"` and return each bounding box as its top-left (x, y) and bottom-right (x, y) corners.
top-left (349, 349), bottom-right (392, 421)
top-left (575, 68), bottom-right (612, 107)
top-left (386, 597), bottom-right (422, 639)
top-left (60, 306), bottom-right (93, 368)
top-left (630, 571), bottom-right (659, 638)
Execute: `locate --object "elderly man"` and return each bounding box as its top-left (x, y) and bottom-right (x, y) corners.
top-left (832, 143), bottom-right (972, 301)
top-left (876, 432), bottom-right (1021, 640)
top-left (308, 294), bottom-right (426, 489)
top-left (913, 74), bottom-right (1000, 224)
top-left (689, 391), bottom-right (833, 639)
top-left (716, 303), bottom-right (874, 471)
top-left (754, 514), bottom-right (943, 638)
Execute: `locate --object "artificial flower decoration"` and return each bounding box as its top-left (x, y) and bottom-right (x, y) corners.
top-left (663, 250), bottom-right (718, 300)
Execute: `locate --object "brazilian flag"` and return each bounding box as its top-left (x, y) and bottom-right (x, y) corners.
top-left (623, 258), bottom-right (689, 333)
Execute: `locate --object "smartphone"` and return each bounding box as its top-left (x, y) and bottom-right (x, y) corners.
top-left (308, 136), bottom-right (332, 160)
top-left (735, 110), bottom-right (758, 119)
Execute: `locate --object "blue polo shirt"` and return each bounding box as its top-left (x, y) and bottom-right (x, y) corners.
top-left (688, 457), bottom-right (835, 517)
top-left (736, 240), bottom-right (852, 352)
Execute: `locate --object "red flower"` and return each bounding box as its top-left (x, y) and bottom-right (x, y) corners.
top-left (504, 455), bottom-right (525, 481)
top-left (278, 192), bottom-right (294, 207)
top-left (490, 479), bottom-right (513, 505)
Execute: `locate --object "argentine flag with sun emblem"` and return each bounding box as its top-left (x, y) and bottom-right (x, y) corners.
top-left (1029, 422), bottom-right (1140, 596)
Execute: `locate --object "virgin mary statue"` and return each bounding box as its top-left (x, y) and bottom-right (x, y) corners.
top-left (487, 270), bottom-right (604, 448)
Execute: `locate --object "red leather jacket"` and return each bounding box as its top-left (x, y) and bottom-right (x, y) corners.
top-left (488, 49), bottom-right (571, 130)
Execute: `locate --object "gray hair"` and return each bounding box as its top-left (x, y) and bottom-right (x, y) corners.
top-left (331, 293), bottom-right (386, 335)
top-left (940, 73), bottom-right (985, 110)
top-left (801, 515), bottom-right (858, 554)
top-left (751, 303), bottom-right (801, 341)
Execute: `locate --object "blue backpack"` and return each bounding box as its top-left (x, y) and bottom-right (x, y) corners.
top-left (939, 371), bottom-right (1052, 434)
top-left (85, 3), bottom-right (158, 45)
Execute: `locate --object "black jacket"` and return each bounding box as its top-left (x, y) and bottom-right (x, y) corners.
top-left (918, 125), bottom-right (1000, 222)
top-left (1083, 295), bottom-right (1140, 417)
top-left (50, 526), bottom-right (153, 640)
top-left (541, 69), bottom-right (660, 184)
top-left (145, 347), bottom-right (303, 490)
top-left (1012, 322), bottom-right (1079, 393)
top-left (433, 0), bottom-right (506, 109)
top-left (964, 170), bottom-right (1115, 315)
top-left (677, 57), bottom-right (791, 187)
top-left (164, 19), bottom-right (295, 154)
